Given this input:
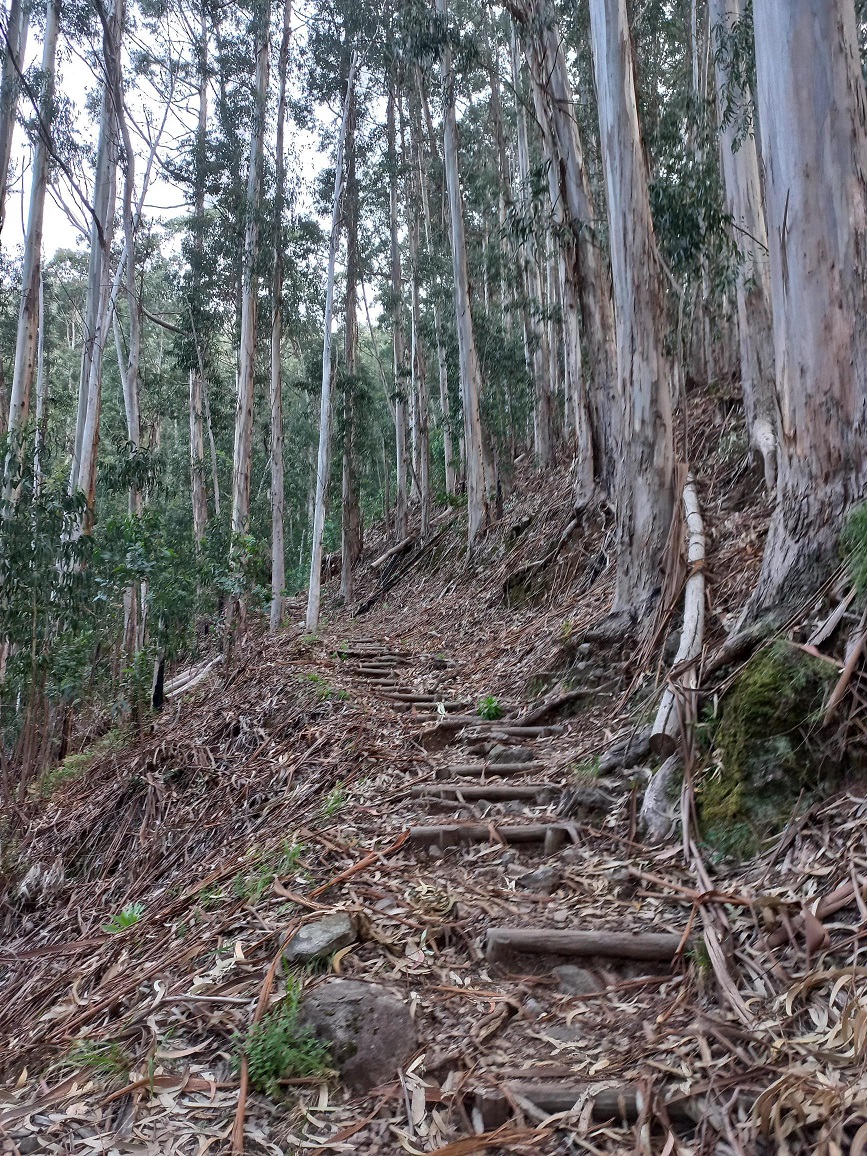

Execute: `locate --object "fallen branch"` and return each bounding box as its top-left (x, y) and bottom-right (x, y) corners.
top-left (639, 753), bottom-right (682, 844)
top-left (485, 926), bottom-right (684, 962)
top-left (370, 535), bottom-right (415, 571)
top-left (823, 604), bottom-right (867, 726)
top-left (651, 473), bottom-right (705, 757)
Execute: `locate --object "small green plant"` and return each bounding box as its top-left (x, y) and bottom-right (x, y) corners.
top-left (843, 502), bottom-right (867, 596)
top-left (321, 784), bottom-right (346, 817)
top-left (478, 695), bottom-right (503, 721)
top-left (301, 672), bottom-right (349, 702)
top-left (233, 980), bottom-right (331, 1096)
top-left (571, 757), bottom-right (600, 781)
top-left (102, 902), bottom-right (145, 933)
top-left (63, 1039), bottom-right (130, 1078)
top-left (232, 841), bottom-right (307, 901)
top-left (39, 727), bottom-right (126, 798)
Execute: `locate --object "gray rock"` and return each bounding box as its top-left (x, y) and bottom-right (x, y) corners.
top-left (517, 866), bottom-right (561, 894)
top-left (552, 965), bottom-right (602, 995)
top-left (489, 744), bottom-right (535, 765)
top-left (299, 979), bottom-right (418, 1092)
top-left (284, 912), bottom-right (356, 965)
top-left (559, 786), bottom-right (613, 816)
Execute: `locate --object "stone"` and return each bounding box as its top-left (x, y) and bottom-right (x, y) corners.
top-left (299, 979), bottom-right (418, 1093)
top-left (283, 912), bottom-right (356, 965)
top-left (552, 965), bottom-right (602, 996)
top-left (489, 744), bottom-right (535, 765)
top-left (517, 866), bottom-right (561, 894)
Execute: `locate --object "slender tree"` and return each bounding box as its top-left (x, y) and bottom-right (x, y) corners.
top-left (306, 53), bottom-right (357, 632)
top-left (589, 0), bottom-right (675, 613)
top-left (0, 0), bottom-right (28, 237)
top-left (270, 0), bottom-right (293, 628)
top-left (437, 0), bottom-right (488, 544)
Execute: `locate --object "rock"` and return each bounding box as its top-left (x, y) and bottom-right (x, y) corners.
top-left (299, 980), bottom-right (418, 1092)
top-left (517, 866), bottom-right (560, 894)
top-left (559, 786), bottom-right (613, 816)
top-left (284, 912), bottom-right (356, 965)
top-left (489, 744), bottom-right (535, 765)
top-left (552, 965), bottom-right (602, 995)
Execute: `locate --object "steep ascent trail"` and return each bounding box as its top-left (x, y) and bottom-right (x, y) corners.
top-left (2, 619), bottom-right (867, 1154)
top-left (2, 444), bottom-right (866, 1153)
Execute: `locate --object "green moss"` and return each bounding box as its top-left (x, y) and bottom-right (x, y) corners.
top-left (843, 503), bottom-right (867, 596)
top-left (699, 642), bottom-right (837, 857)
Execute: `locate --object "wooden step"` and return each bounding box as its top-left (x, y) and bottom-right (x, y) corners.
top-left (484, 927), bottom-right (684, 963)
top-left (435, 762), bottom-right (546, 778)
top-left (411, 783), bottom-right (558, 802)
top-left (475, 1082), bottom-right (697, 1128)
top-left (408, 823), bottom-right (570, 853)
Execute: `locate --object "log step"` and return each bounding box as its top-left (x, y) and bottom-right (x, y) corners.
top-left (408, 823), bottom-right (570, 853)
top-left (475, 1083), bottom-right (696, 1128)
top-left (436, 762), bottom-right (546, 778)
top-left (411, 783), bottom-right (557, 802)
top-left (484, 927), bottom-right (684, 963)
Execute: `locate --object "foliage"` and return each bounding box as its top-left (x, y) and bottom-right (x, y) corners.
top-left (477, 695), bottom-right (503, 721)
top-left (699, 643), bottom-right (838, 858)
top-left (842, 503), bottom-right (867, 597)
top-left (233, 979), bottom-right (331, 1096)
top-left (321, 784), bottom-right (346, 817)
top-left (62, 1039), bottom-right (130, 1079)
top-left (232, 841), bottom-right (306, 901)
top-left (102, 902), bottom-right (145, 933)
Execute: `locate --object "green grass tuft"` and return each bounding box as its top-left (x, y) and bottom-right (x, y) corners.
top-left (478, 695), bottom-right (503, 721)
top-left (233, 980), bottom-right (331, 1096)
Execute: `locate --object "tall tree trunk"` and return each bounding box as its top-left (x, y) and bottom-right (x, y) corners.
top-left (306, 54), bottom-right (357, 633)
top-left (340, 64), bottom-right (362, 602)
top-left (589, 0), bottom-right (675, 613)
top-left (409, 200), bottom-right (430, 537)
top-left (69, 19), bottom-right (119, 514)
top-left (190, 2), bottom-right (210, 545)
top-left (270, 0), bottom-right (292, 629)
top-left (0, 0), bottom-right (27, 238)
top-left (413, 70), bottom-right (455, 497)
top-left (387, 76), bottom-right (409, 539)
top-left (510, 0), bottom-right (618, 495)
top-left (749, 0), bottom-right (867, 612)
top-left (4, 0), bottom-right (58, 483)
top-left (438, 0), bottom-right (488, 544)
top-left (710, 0), bottom-right (776, 492)
top-left (230, 1), bottom-right (269, 546)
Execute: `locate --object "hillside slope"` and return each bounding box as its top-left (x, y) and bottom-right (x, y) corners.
top-left (2, 392), bottom-right (866, 1155)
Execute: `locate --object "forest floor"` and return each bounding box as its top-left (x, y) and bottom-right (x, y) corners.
top-left (2, 389), bottom-right (867, 1155)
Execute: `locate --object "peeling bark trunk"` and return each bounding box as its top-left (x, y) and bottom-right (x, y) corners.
top-left (415, 71), bottom-right (455, 497)
top-left (388, 78), bottom-right (409, 540)
top-left (0, 0), bottom-right (27, 238)
top-left (438, 0), bottom-right (488, 544)
top-left (749, 0), bottom-right (867, 613)
top-left (306, 55), bottom-right (356, 633)
top-left (710, 0), bottom-right (776, 492)
top-left (230, 6), bottom-right (269, 543)
top-left (70, 28), bottom-right (119, 514)
top-left (511, 0), bottom-right (618, 493)
top-left (270, 0), bottom-right (292, 629)
top-left (589, 0), bottom-right (675, 613)
top-left (190, 3), bottom-right (209, 546)
top-left (4, 0), bottom-right (58, 483)
top-left (340, 68), bottom-right (362, 603)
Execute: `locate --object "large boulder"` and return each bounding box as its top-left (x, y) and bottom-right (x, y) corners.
top-left (299, 979), bottom-right (418, 1093)
top-left (284, 913), bottom-right (356, 965)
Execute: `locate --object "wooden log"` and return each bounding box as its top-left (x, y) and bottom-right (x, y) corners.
top-left (515, 688), bottom-right (592, 727)
top-left (651, 473), bottom-right (705, 757)
top-left (485, 927), bottom-right (683, 963)
top-left (408, 823), bottom-right (571, 849)
top-left (410, 783), bottom-right (557, 801)
top-left (370, 535), bottom-right (415, 570)
top-left (435, 762), bottom-right (546, 778)
top-left (476, 1082), bottom-right (699, 1126)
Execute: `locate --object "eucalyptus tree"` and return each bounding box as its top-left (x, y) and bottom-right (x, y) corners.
top-left (436, 0), bottom-right (488, 544)
top-left (710, 0), bottom-right (775, 492)
top-left (4, 0), bottom-right (59, 485)
top-left (588, 0), bottom-right (674, 614)
top-left (0, 0), bottom-right (28, 237)
top-left (749, 0), bottom-right (867, 612)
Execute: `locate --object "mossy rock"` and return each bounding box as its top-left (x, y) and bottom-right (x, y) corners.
top-left (699, 642), bottom-right (838, 857)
